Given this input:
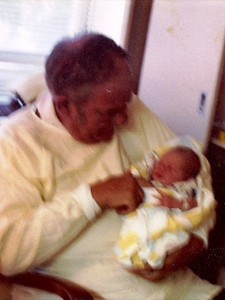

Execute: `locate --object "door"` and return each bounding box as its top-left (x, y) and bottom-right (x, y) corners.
top-left (138, 0), bottom-right (225, 147)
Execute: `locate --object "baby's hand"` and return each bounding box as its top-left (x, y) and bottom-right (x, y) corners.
top-left (185, 197), bottom-right (198, 210)
top-left (157, 195), bottom-right (181, 209)
top-left (158, 195), bottom-right (197, 210)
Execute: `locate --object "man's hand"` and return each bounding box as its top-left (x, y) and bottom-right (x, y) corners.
top-left (129, 235), bottom-right (205, 281)
top-left (91, 172), bottom-right (144, 214)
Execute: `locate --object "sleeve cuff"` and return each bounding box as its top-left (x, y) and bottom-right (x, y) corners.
top-left (72, 183), bottom-right (101, 220)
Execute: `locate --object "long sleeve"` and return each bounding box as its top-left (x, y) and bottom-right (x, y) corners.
top-left (0, 91), bottom-right (132, 275)
top-left (0, 94), bottom-right (128, 275)
top-left (0, 137), bottom-right (101, 275)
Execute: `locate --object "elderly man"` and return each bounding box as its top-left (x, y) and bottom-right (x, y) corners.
top-left (0, 33), bottom-right (222, 299)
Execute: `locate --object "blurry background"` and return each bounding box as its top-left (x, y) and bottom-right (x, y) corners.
top-left (1, 0), bottom-right (225, 148)
top-left (0, 0), bottom-right (130, 102)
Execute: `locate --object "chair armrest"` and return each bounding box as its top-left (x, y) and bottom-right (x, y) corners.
top-left (1, 272), bottom-right (94, 300)
top-left (0, 92), bottom-right (26, 117)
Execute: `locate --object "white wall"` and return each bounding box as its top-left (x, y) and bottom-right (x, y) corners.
top-left (138, 0), bottom-right (225, 147)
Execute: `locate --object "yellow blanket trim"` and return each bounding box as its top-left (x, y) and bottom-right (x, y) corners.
top-left (117, 232), bottom-right (139, 251)
top-left (131, 253), bottom-right (145, 269)
top-left (167, 207), bottom-right (212, 233)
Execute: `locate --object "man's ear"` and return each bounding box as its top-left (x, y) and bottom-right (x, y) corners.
top-left (53, 95), bottom-right (69, 120)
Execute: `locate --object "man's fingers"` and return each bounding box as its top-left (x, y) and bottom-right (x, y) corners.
top-left (116, 205), bottom-right (129, 215)
top-left (116, 188), bottom-right (143, 215)
top-left (129, 267), bottom-right (166, 282)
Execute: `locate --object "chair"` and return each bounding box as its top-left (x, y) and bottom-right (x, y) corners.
top-left (0, 94), bottom-right (95, 300)
top-left (0, 92), bottom-right (26, 116)
top-left (188, 144), bottom-right (225, 284)
top-left (0, 272), bottom-right (94, 300)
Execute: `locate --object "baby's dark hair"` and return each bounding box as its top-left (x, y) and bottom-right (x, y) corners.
top-left (173, 146), bottom-right (201, 179)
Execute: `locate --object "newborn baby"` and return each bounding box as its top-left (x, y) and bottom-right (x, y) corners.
top-left (115, 146), bottom-right (213, 270)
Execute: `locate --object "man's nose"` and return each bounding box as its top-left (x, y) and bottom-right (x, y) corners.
top-left (114, 112), bottom-right (128, 126)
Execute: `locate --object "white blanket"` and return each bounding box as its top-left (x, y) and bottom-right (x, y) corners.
top-left (12, 210), bottom-right (221, 300)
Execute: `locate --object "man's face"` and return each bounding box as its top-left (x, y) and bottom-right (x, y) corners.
top-left (61, 61), bottom-right (133, 144)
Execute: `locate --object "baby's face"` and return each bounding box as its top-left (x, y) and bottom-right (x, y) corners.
top-left (152, 151), bottom-right (189, 185)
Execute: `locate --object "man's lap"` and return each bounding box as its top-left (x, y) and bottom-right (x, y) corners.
top-left (13, 211), bottom-right (222, 300)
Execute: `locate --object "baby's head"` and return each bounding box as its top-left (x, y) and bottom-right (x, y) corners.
top-left (151, 146), bottom-right (201, 185)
